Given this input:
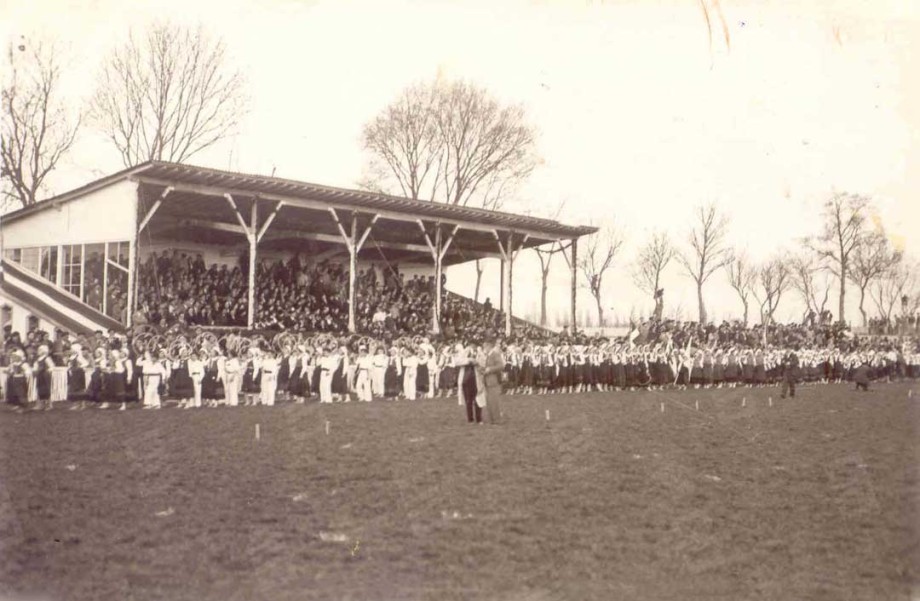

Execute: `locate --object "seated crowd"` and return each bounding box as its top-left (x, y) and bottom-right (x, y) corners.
top-left (134, 251), bottom-right (518, 340)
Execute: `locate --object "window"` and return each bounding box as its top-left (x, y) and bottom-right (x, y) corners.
top-left (39, 246), bottom-right (58, 283)
top-left (5, 246), bottom-right (58, 285)
top-left (83, 243), bottom-right (106, 312)
top-left (107, 241), bottom-right (130, 269)
top-left (62, 245), bottom-right (83, 298)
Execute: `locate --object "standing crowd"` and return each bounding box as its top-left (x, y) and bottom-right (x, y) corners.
top-left (3, 315), bottom-right (918, 424)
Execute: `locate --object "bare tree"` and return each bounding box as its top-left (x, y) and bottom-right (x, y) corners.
top-left (847, 230), bottom-right (901, 327)
top-left (726, 252), bottom-right (757, 325)
top-left (362, 78), bottom-right (539, 301)
top-left (91, 22), bottom-right (248, 167)
top-left (870, 257), bottom-right (915, 329)
top-left (677, 203), bottom-right (733, 324)
top-left (790, 252), bottom-right (832, 321)
top-left (809, 192), bottom-right (873, 325)
top-left (753, 256), bottom-right (791, 324)
top-left (577, 225), bottom-right (625, 327)
top-left (530, 200), bottom-right (570, 326)
top-left (1, 39), bottom-right (81, 208)
top-left (633, 231), bottom-right (676, 319)
top-left (361, 82), bottom-right (441, 201)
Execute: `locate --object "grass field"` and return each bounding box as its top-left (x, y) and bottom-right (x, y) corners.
top-left (1, 382), bottom-right (918, 601)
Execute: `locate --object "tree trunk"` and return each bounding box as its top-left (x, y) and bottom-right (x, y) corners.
top-left (697, 283), bottom-right (707, 324)
top-left (540, 270), bottom-right (548, 326)
top-left (858, 287), bottom-right (867, 327)
top-left (838, 270), bottom-right (846, 325)
top-left (595, 294), bottom-right (604, 328)
top-left (742, 300), bottom-right (749, 325)
top-left (474, 259), bottom-right (483, 302)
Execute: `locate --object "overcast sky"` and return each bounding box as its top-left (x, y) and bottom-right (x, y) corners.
top-left (3, 0), bottom-right (918, 326)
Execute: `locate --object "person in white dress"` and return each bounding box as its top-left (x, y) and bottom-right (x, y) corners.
top-left (188, 352), bottom-right (205, 409)
top-left (371, 345), bottom-right (388, 398)
top-left (260, 351), bottom-right (279, 406)
top-left (402, 348), bottom-right (418, 400)
top-left (138, 350), bottom-right (165, 409)
top-left (318, 347), bottom-right (337, 404)
top-left (354, 345), bottom-right (374, 402)
top-left (223, 352), bottom-right (242, 407)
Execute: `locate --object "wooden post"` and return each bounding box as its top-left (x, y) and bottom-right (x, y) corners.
top-left (102, 242), bottom-right (109, 317)
top-left (247, 202), bottom-right (258, 329)
top-left (492, 231), bottom-right (513, 337)
top-left (433, 226), bottom-right (442, 333)
top-left (506, 234), bottom-right (527, 338)
top-left (570, 237), bottom-right (578, 332)
top-left (133, 186), bottom-right (172, 327)
top-left (126, 240), bottom-right (135, 328)
top-left (499, 259), bottom-right (505, 313)
top-left (348, 215), bottom-right (357, 333)
top-left (503, 252), bottom-right (512, 336)
top-left (331, 209), bottom-right (377, 335)
top-left (420, 222), bottom-right (458, 335)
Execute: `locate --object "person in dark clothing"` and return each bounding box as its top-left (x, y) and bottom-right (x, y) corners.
top-left (780, 350), bottom-right (799, 399)
top-left (854, 360), bottom-right (871, 391)
top-left (455, 344), bottom-right (481, 424)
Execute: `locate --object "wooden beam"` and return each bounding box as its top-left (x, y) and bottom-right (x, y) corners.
top-left (355, 214), bottom-right (379, 252)
top-left (256, 200), bottom-right (285, 243)
top-left (492, 230), bottom-right (508, 261)
top-left (151, 215), bottom-right (503, 261)
top-left (439, 224), bottom-right (460, 262)
top-left (328, 208), bottom-right (353, 251)
top-left (136, 176), bottom-right (573, 242)
top-left (417, 220), bottom-right (437, 258)
top-left (138, 186), bottom-right (172, 234)
top-left (223, 193), bottom-right (251, 238)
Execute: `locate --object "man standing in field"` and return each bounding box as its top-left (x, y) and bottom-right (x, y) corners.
top-left (780, 349), bottom-right (799, 399)
top-left (481, 337), bottom-right (505, 424)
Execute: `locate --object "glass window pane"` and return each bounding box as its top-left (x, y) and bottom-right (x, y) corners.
top-left (84, 244), bottom-right (105, 312)
top-left (107, 241), bottom-right (129, 268)
top-left (20, 248), bottom-right (39, 273)
top-left (62, 245), bottom-right (83, 297)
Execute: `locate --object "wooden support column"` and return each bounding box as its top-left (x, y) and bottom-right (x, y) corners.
top-left (418, 222), bottom-right (460, 334)
top-left (493, 231), bottom-right (512, 337)
top-left (508, 234), bottom-right (528, 337)
top-left (248, 202), bottom-right (258, 329)
top-left (131, 186), bottom-right (172, 328)
top-left (126, 240), bottom-right (136, 328)
top-left (499, 260), bottom-right (505, 312)
top-left (570, 237), bottom-right (578, 332)
top-left (332, 209), bottom-right (378, 333)
top-left (224, 193), bottom-right (258, 328)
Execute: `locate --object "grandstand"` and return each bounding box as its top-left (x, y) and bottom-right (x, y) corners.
top-left (0, 162), bottom-right (596, 338)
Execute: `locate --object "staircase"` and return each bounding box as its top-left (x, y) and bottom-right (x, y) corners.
top-left (0, 259), bottom-right (125, 336)
top-left (444, 290), bottom-right (556, 336)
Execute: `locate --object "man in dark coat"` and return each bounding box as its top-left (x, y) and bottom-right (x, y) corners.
top-left (854, 358), bottom-right (871, 391)
top-left (780, 350), bottom-right (799, 399)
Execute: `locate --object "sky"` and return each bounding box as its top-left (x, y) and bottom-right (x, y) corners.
top-left (2, 0), bottom-right (918, 327)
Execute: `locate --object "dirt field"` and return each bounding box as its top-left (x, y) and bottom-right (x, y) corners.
top-left (1, 382), bottom-right (918, 601)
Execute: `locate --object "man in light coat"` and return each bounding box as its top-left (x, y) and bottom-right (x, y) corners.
top-left (481, 337), bottom-right (505, 424)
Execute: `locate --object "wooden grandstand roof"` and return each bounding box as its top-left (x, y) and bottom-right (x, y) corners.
top-left (4, 161), bottom-right (597, 265)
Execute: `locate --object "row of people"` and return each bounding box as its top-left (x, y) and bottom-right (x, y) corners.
top-left (5, 333), bottom-right (918, 410)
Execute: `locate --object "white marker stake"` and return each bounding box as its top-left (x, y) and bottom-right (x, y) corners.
top-left (255, 424), bottom-right (260, 441)
top-left (325, 420), bottom-right (330, 436)
top-left (769, 397), bottom-right (773, 407)
top-left (545, 409), bottom-right (550, 421)
top-left (660, 402), bottom-right (664, 413)
top-left (909, 390), bottom-right (913, 398)
top-left (742, 397), bottom-right (746, 408)
top-left (695, 400), bottom-right (699, 411)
